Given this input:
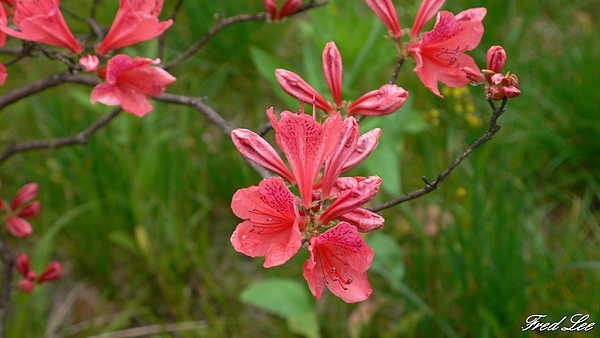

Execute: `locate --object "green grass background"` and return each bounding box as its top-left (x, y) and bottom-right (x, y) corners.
top-left (0, 0), bottom-right (598, 337)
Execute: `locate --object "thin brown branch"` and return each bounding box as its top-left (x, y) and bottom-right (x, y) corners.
top-left (389, 57), bottom-right (405, 84)
top-left (0, 72), bottom-right (100, 111)
top-left (0, 108), bottom-right (121, 164)
top-left (369, 96), bottom-right (509, 212)
top-left (164, 1), bottom-right (328, 70)
top-left (0, 237), bottom-right (14, 338)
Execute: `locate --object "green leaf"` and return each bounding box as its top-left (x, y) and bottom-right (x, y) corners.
top-left (240, 278), bottom-right (320, 338)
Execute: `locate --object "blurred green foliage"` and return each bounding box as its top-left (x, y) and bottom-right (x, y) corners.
top-left (0, 0), bottom-right (598, 337)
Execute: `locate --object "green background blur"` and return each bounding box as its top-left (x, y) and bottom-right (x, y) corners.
top-left (0, 0), bottom-right (598, 337)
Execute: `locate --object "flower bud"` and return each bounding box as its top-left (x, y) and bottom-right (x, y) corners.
top-left (502, 85), bottom-right (521, 99)
top-left (487, 85), bottom-right (504, 101)
top-left (323, 42), bottom-right (343, 107)
top-left (462, 66), bottom-right (484, 83)
top-left (15, 254), bottom-right (30, 277)
top-left (6, 217), bottom-right (33, 238)
top-left (365, 0), bottom-right (402, 38)
top-left (80, 55), bottom-right (99, 73)
top-left (38, 262), bottom-right (62, 283)
top-left (11, 183), bottom-right (38, 211)
top-left (346, 84), bottom-right (408, 116)
top-left (490, 73), bottom-right (507, 85)
top-left (486, 45), bottom-right (506, 73)
top-left (18, 279), bottom-right (35, 293)
top-left (275, 69), bottom-right (334, 113)
top-left (18, 201), bottom-right (41, 219)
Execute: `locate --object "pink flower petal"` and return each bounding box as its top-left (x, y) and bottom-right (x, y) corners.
top-left (319, 176), bottom-right (382, 224)
top-left (302, 222), bottom-right (374, 303)
top-left (321, 117), bottom-right (359, 197)
top-left (90, 54), bottom-right (176, 117)
top-left (268, 109), bottom-right (342, 209)
top-left (278, 0), bottom-right (301, 19)
top-left (1, 0), bottom-right (83, 53)
top-left (322, 41), bottom-right (343, 107)
top-left (95, 0), bottom-right (172, 55)
top-left (364, 0), bottom-right (402, 38)
top-left (231, 126), bottom-right (295, 183)
top-left (410, 0), bottom-right (446, 38)
top-left (18, 200), bottom-right (40, 218)
top-left (80, 54), bottom-right (99, 72)
top-left (337, 208), bottom-right (385, 232)
top-left (342, 128), bottom-right (381, 173)
top-left (230, 177), bottom-right (303, 267)
top-left (275, 69), bottom-right (334, 114)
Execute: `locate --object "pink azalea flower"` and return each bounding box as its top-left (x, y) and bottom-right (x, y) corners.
top-left (408, 7), bottom-right (486, 97)
top-left (0, 0), bottom-right (83, 53)
top-left (95, 0), bottom-right (172, 55)
top-left (268, 108), bottom-right (343, 209)
top-left (409, 0), bottom-right (446, 39)
top-left (230, 177), bottom-right (304, 268)
top-left (263, 0), bottom-right (301, 21)
top-left (3, 182), bottom-right (39, 238)
top-left (90, 54), bottom-right (176, 117)
top-left (302, 222), bottom-right (374, 303)
top-left (277, 41), bottom-right (408, 115)
top-left (364, 0), bottom-right (402, 38)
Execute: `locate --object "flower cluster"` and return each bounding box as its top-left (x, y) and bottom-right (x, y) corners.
top-left (478, 46), bottom-right (521, 100)
top-left (0, 0), bottom-right (176, 116)
top-left (15, 254), bottom-right (61, 293)
top-left (231, 106), bottom-right (385, 303)
top-left (1, 182), bottom-right (62, 292)
top-left (276, 42), bottom-right (409, 115)
top-left (366, 0), bottom-right (486, 98)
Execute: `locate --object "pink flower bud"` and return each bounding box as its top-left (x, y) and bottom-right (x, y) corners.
top-left (80, 55), bottom-right (99, 72)
top-left (365, 0), bottom-right (402, 38)
top-left (15, 254), bottom-right (30, 277)
top-left (487, 85), bottom-right (504, 101)
top-left (18, 201), bottom-right (40, 218)
top-left (11, 183), bottom-right (37, 211)
top-left (490, 73), bottom-right (507, 85)
top-left (279, 0), bottom-right (301, 19)
top-left (6, 217), bottom-right (32, 238)
top-left (26, 270), bottom-right (36, 281)
top-left (486, 45), bottom-right (506, 73)
top-left (262, 0), bottom-right (277, 20)
top-left (346, 84), bottom-right (408, 116)
top-left (18, 279), bottom-right (35, 293)
top-left (322, 42), bottom-right (343, 107)
top-left (275, 69), bottom-right (334, 113)
top-left (462, 66), bottom-right (484, 83)
top-left (38, 262), bottom-right (62, 283)
top-left (502, 85), bottom-right (521, 99)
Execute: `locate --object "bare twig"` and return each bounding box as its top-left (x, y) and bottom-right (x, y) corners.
top-left (0, 72), bottom-right (99, 111)
top-left (0, 237), bottom-right (14, 338)
top-left (389, 57), bottom-right (405, 85)
top-left (0, 108), bottom-right (122, 164)
top-left (164, 1), bottom-right (328, 70)
top-left (369, 96), bottom-right (509, 212)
